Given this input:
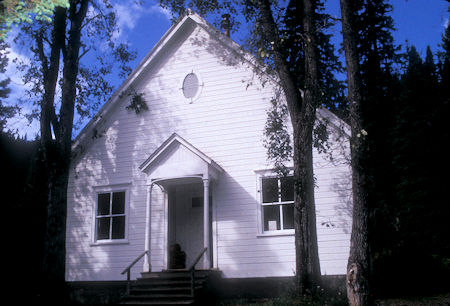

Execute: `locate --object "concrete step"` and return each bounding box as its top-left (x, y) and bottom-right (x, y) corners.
top-left (120, 269), bottom-right (220, 305)
top-left (130, 285), bottom-right (202, 292)
top-left (122, 294), bottom-right (195, 305)
top-left (129, 288), bottom-right (193, 296)
top-left (121, 300), bottom-right (194, 305)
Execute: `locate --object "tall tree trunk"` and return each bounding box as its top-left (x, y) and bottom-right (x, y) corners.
top-left (257, 0), bottom-right (321, 294)
top-left (40, 1), bottom-right (89, 302)
top-left (298, 0), bottom-right (321, 288)
top-left (339, 0), bottom-right (371, 304)
top-left (41, 143), bottom-right (70, 297)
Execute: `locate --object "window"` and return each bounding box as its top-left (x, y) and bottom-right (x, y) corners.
top-left (95, 191), bottom-right (126, 241)
top-left (181, 71), bottom-right (203, 103)
top-left (261, 176), bottom-right (294, 231)
top-left (182, 73), bottom-right (199, 99)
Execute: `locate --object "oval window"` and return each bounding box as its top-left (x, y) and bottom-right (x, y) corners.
top-left (182, 73), bottom-right (199, 99)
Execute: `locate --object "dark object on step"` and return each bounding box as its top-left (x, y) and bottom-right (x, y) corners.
top-left (169, 243), bottom-right (186, 269)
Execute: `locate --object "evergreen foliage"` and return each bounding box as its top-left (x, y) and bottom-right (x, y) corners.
top-left (283, 0), bottom-right (347, 119)
top-left (342, 0), bottom-right (449, 298)
top-left (374, 42), bottom-right (450, 296)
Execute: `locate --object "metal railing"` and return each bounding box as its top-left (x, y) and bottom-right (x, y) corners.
top-left (188, 247), bottom-right (208, 297)
top-left (121, 250), bottom-right (148, 294)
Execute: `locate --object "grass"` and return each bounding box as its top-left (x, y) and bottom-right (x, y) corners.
top-left (217, 293), bottom-right (450, 306)
top-left (217, 292), bottom-right (347, 306)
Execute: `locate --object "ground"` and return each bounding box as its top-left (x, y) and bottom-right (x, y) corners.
top-left (217, 293), bottom-right (450, 305)
top-left (375, 293), bottom-right (450, 306)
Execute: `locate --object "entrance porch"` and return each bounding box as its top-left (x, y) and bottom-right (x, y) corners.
top-left (139, 134), bottom-right (223, 272)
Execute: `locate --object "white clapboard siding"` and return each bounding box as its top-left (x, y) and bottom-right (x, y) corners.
top-left (65, 14), bottom-right (351, 282)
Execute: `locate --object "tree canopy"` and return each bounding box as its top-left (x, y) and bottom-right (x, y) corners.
top-left (0, 0), bottom-right (70, 40)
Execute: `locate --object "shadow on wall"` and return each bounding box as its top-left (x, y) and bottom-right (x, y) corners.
top-left (67, 67), bottom-right (183, 281)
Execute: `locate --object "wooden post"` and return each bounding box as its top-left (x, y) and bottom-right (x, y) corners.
top-left (203, 178), bottom-right (210, 269)
top-left (143, 184), bottom-right (153, 272)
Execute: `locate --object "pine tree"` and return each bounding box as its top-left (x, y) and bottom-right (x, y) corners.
top-left (339, 0), bottom-right (371, 303)
top-left (282, 0), bottom-right (346, 119)
top-left (348, 0), bottom-right (401, 297)
top-left (387, 42), bottom-right (450, 295)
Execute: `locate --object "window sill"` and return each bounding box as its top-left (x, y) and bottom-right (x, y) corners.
top-left (257, 230), bottom-right (295, 238)
top-left (90, 239), bottom-right (129, 246)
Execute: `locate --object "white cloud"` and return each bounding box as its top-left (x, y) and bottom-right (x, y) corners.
top-left (115, 3), bottom-right (141, 33)
top-left (2, 33), bottom-right (40, 137)
top-left (112, 1), bottom-right (173, 41)
top-left (147, 4), bottom-right (173, 21)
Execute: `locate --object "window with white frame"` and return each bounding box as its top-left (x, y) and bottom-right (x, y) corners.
top-left (261, 176), bottom-right (294, 231)
top-left (95, 191), bottom-right (126, 241)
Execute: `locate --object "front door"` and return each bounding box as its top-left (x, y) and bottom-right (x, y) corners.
top-left (168, 183), bottom-right (204, 268)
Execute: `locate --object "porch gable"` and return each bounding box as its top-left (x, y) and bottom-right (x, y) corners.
top-left (139, 133), bottom-right (223, 181)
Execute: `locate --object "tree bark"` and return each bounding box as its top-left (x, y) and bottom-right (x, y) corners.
top-left (339, 0), bottom-right (371, 304)
top-left (257, 0), bottom-right (321, 294)
top-left (298, 0), bottom-right (321, 288)
top-left (40, 1), bottom-right (89, 302)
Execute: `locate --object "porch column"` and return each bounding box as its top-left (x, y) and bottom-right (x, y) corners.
top-left (143, 183), bottom-right (153, 272)
top-left (203, 178), bottom-right (211, 268)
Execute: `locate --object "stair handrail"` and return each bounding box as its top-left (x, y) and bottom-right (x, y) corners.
top-left (121, 250), bottom-right (148, 294)
top-left (188, 247), bottom-right (208, 297)
top-left (188, 247), bottom-right (208, 271)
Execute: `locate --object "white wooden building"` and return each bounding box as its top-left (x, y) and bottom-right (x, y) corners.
top-left (66, 10), bottom-right (352, 285)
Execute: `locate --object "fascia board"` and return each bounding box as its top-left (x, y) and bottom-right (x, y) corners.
top-left (139, 133), bottom-right (223, 173)
top-left (316, 107), bottom-right (351, 137)
top-left (71, 10), bottom-right (280, 157)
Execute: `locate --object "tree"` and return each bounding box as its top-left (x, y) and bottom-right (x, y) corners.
top-left (381, 43), bottom-right (450, 296)
top-left (348, 0), bottom-right (399, 299)
top-left (0, 41), bottom-right (14, 131)
top-left (0, 0), bottom-right (69, 40)
top-left (10, 1), bottom-right (136, 302)
top-left (339, 0), bottom-right (371, 304)
top-left (257, 0), bottom-right (322, 292)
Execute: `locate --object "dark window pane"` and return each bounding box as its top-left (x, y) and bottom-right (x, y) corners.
top-left (98, 193), bottom-right (110, 215)
top-left (112, 192), bottom-right (125, 214)
top-left (281, 176), bottom-right (294, 202)
top-left (282, 204), bottom-right (294, 229)
top-left (262, 178), bottom-right (278, 203)
top-left (97, 217), bottom-right (110, 240)
top-left (112, 216), bottom-right (125, 239)
top-left (263, 205), bottom-right (280, 231)
top-left (192, 197), bottom-right (203, 208)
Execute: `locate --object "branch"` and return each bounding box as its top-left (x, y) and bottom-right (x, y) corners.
top-left (49, 103), bottom-right (61, 134)
top-left (257, 0), bottom-right (302, 119)
top-left (81, 13), bottom-right (101, 30)
top-left (78, 45), bottom-right (91, 60)
top-left (72, 0), bottom-right (90, 30)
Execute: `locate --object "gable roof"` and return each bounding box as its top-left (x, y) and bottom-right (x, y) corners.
top-left (70, 10), bottom-right (350, 163)
top-left (71, 10), bottom-right (266, 157)
top-left (139, 133), bottom-right (223, 173)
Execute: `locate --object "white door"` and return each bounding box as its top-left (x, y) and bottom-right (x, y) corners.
top-left (173, 184), bottom-right (204, 268)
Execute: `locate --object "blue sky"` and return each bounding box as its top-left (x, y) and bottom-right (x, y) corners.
top-left (124, 0), bottom-right (449, 68)
top-left (4, 0), bottom-right (449, 137)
